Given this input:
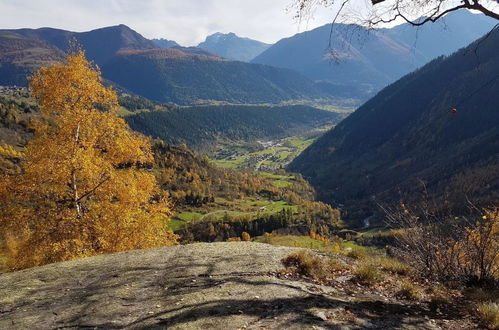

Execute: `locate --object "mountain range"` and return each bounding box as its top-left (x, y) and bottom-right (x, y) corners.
top-left (252, 10), bottom-right (497, 102)
top-left (0, 13), bottom-right (495, 106)
top-left (0, 25), bottom-right (341, 105)
top-left (289, 26), bottom-right (499, 224)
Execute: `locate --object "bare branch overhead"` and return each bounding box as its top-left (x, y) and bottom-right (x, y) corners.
top-left (295, 0), bottom-right (499, 28)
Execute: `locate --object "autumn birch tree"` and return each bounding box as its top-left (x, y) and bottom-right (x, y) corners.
top-left (0, 51), bottom-right (176, 270)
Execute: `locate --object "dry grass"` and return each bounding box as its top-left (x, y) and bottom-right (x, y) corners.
top-left (465, 287), bottom-right (499, 303)
top-left (371, 256), bottom-right (413, 276)
top-left (0, 254), bottom-right (8, 273)
top-left (353, 263), bottom-right (385, 286)
top-left (476, 302), bottom-right (499, 329)
top-left (0, 241), bottom-right (9, 274)
top-left (346, 249), bottom-right (367, 260)
top-left (396, 280), bottom-right (422, 300)
top-left (282, 250), bottom-right (344, 280)
top-left (424, 284), bottom-right (452, 311)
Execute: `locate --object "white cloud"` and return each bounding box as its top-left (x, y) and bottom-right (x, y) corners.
top-left (0, 0), bottom-right (345, 46)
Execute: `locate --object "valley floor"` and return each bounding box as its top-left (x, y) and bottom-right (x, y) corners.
top-left (211, 127), bottom-right (330, 171)
top-left (0, 242), bottom-right (479, 329)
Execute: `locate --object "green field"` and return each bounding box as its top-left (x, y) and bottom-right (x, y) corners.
top-left (168, 198), bottom-right (298, 231)
top-left (168, 211), bottom-right (203, 231)
top-left (259, 172), bottom-right (296, 188)
top-left (210, 129), bottom-right (329, 172)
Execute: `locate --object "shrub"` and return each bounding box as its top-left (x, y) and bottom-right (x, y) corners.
top-left (241, 232), bottom-right (251, 241)
top-left (353, 264), bottom-right (384, 286)
top-left (384, 204), bottom-right (499, 284)
top-left (476, 302), bottom-right (499, 329)
top-left (282, 250), bottom-right (342, 280)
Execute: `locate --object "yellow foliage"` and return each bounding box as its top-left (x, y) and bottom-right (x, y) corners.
top-left (0, 51), bottom-right (176, 270)
top-left (241, 231), bottom-right (251, 241)
top-left (0, 144), bottom-right (22, 158)
top-left (431, 208), bottom-right (498, 282)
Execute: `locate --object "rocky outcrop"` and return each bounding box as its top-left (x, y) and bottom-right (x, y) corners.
top-left (0, 242), bottom-right (473, 329)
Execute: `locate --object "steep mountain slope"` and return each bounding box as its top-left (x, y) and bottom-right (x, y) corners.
top-left (198, 32), bottom-right (271, 62)
top-left (0, 32), bottom-right (64, 85)
top-left (289, 28), bottom-right (499, 223)
top-left (3, 25), bottom-right (156, 65)
top-left (101, 48), bottom-right (339, 105)
top-left (252, 11), bottom-right (496, 101)
top-left (126, 104), bottom-right (341, 150)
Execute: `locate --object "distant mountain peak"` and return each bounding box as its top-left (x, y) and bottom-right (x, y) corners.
top-left (90, 24), bottom-right (134, 33)
top-left (197, 32), bottom-right (271, 62)
top-left (207, 32), bottom-right (237, 40)
top-left (152, 38), bottom-right (180, 49)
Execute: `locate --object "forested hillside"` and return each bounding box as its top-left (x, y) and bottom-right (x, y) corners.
top-left (126, 104), bottom-right (341, 150)
top-left (0, 87), bottom-right (340, 243)
top-left (101, 49), bottom-right (339, 104)
top-left (0, 32), bottom-right (64, 86)
top-left (289, 27), bottom-right (499, 224)
top-left (153, 142), bottom-right (340, 242)
top-left (252, 11), bottom-right (496, 102)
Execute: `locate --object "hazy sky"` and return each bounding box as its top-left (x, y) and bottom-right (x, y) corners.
top-left (0, 0), bottom-right (363, 46)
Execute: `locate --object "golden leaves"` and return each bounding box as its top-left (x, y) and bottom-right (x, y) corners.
top-left (0, 51), bottom-right (176, 270)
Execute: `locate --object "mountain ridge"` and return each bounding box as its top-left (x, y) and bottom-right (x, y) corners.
top-left (0, 26), bottom-right (346, 106)
top-left (101, 48), bottom-right (343, 105)
top-left (252, 10), bottom-right (497, 101)
top-left (288, 27), bottom-right (499, 224)
top-left (3, 24), bottom-right (156, 65)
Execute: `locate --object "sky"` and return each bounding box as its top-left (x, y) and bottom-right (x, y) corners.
top-left (0, 0), bottom-right (365, 46)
